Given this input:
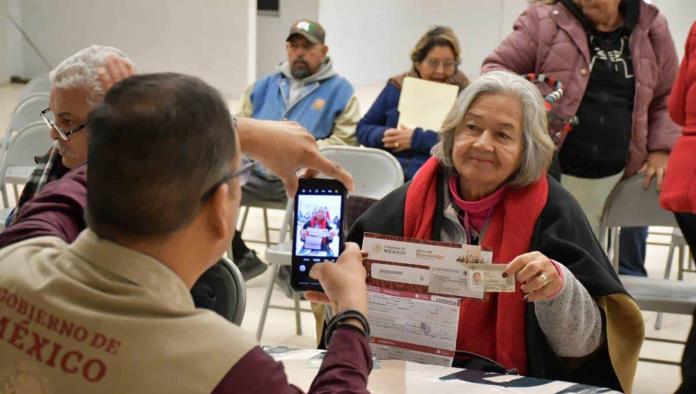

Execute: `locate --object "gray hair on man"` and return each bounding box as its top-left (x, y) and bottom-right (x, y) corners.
top-left (49, 45), bottom-right (132, 108)
top-left (433, 70), bottom-right (555, 187)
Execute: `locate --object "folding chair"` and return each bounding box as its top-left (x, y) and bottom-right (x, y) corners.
top-left (20, 75), bottom-right (51, 100)
top-left (0, 121), bottom-right (52, 207)
top-left (598, 174), bottom-right (678, 269)
top-left (256, 146), bottom-right (404, 340)
top-left (2, 94), bottom-right (49, 152)
top-left (598, 174), bottom-right (694, 354)
top-left (191, 256), bottom-right (246, 325)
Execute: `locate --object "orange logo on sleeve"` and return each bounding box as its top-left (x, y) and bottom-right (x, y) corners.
top-left (311, 99), bottom-right (326, 111)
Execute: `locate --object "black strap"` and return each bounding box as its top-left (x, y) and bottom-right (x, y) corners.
top-left (324, 309), bottom-right (370, 347)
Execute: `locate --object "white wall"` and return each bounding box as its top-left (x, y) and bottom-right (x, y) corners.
top-left (317, 0), bottom-right (528, 87)
top-left (7, 0), bottom-right (254, 97)
top-left (651, 0), bottom-right (696, 61)
top-left (256, 0), bottom-right (319, 80)
top-left (0, 0), bottom-right (8, 83)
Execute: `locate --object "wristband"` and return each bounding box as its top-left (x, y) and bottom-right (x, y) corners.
top-left (324, 309), bottom-right (370, 347)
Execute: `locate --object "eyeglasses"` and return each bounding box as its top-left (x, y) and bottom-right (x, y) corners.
top-left (423, 58), bottom-right (457, 70)
top-left (201, 158), bottom-right (257, 202)
top-left (40, 108), bottom-right (87, 141)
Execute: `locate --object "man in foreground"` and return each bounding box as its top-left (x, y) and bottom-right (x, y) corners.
top-left (0, 73), bottom-right (371, 393)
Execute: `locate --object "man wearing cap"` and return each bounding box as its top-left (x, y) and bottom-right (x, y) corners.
top-left (232, 20), bottom-right (360, 285)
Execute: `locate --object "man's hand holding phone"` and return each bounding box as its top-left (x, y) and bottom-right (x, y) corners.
top-left (304, 243), bottom-right (368, 317)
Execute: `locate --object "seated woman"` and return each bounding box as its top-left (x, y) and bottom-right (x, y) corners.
top-left (357, 26), bottom-right (469, 180)
top-left (348, 71), bottom-right (642, 392)
top-left (299, 207), bottom-right (337, 256)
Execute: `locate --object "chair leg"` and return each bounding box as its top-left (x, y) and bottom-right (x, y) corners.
top-left (239, 205), bottom-right (250, 233)
top-left (294, 293), bottom-right (302, 336)
top-left (263, 208), bottom-right (271, 247)
top-left (665, 243), bottom-right (676, 280)
top-left (256, 263), bottom-right (280, 341)
top-left (12, 183), bottom-right (19, 202)
top-left (678, 246), bottom-right (686, 281)
top-left (655, 312), bottom-right (664, 330)
top-left (1, 185), bottom-right (8, 208)
top-left (611, 228), bottom-right (621, 270)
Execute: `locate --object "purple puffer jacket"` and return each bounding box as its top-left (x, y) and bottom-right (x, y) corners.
top-left (482, 0), bottom-right (680, 177)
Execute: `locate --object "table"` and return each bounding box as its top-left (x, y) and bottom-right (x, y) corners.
top-left (277, 350), bottom-right (619, 393)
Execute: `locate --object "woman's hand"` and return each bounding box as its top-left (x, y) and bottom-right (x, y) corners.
top-left (503, 251), bottom-right (562, 302)
top-left (639, 150), bottom-right (670, 191)
top-left (382, 125), bottom-right (414, 152)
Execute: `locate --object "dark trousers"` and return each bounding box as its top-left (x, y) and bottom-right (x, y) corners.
top-left (618, 227), bottom-right (649, 276)
top-left (676, 212), bottom-right (696, 254)
top-left (231, 171), bottom-right (287, 261)
top-left (672, 213), bottom-right (696, 393)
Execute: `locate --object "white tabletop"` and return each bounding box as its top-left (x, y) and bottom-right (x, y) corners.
top-left (277, 349), bottom-right (619, 394)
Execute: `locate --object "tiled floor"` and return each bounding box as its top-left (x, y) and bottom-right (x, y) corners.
top-left (1, 82), bottom-right (692, 393)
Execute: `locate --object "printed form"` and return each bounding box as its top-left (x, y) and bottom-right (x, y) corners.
top-left (362, 233), bottom-right (491, 366)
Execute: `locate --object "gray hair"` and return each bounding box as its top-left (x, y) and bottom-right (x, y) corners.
top-left (433, 70), bottom-right (555, 188)
top-left (49, 45), bottom-right (132, 108)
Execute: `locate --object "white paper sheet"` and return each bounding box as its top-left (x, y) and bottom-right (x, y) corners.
top-left (368, 286), bottom-right (460, 367)
top-left (397, 77), bottom-right (459, 131)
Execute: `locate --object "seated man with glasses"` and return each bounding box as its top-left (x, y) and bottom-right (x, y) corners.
top-left (2, 45), bottom-right (131, 230)
top-left (0, 72), bottom-right (371, 393)
top-left (0, 46), bottom-right (350, 251)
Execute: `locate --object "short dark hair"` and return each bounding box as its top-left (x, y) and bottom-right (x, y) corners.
top-left (86, 73), bottom-right (237, 238)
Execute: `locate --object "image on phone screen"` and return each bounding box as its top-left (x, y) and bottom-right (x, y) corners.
top-left (291, 179), bottom-right (346, 291)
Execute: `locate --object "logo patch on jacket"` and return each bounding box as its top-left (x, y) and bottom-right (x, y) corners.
top-left (311, 99), bottom-right (326, 111)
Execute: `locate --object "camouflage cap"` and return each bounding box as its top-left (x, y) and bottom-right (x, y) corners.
top-left (286, 20), bottom-right (325, 44)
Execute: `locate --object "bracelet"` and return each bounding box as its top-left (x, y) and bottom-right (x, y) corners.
top-left (324, 309), bottom-right (370, 347)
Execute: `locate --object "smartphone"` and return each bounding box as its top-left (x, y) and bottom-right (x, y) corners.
top-left (291, 178), bottom-right (347, 292)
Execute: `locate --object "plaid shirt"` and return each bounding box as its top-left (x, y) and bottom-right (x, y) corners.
top-left (11, 147), bottom-right (69, 221)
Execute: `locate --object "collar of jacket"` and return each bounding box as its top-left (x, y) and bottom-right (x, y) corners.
top-left (549, 2), bottom-right (592, 64)
top-left (559, 0), bottom-right (639, 33)
top-left (68, 229), bottom-right (195, 311)
top-left (388, 68), bottom-right (470, 91)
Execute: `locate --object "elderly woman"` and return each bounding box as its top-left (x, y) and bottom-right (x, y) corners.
top-left (300, 207), bottom-right (337, 256)
top-left (348, 71), bottom-right (642, 392)
top-left (482, 0), bottom-right (680, 277)
top-left (357, 26), bottom-right (469, 180)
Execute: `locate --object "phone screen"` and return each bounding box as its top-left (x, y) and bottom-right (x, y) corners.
top-left (291, 178), bottom-right (346, 291)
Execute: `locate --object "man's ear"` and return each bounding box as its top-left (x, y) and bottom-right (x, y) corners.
top-left (206, 183), bottom-right (232, 240)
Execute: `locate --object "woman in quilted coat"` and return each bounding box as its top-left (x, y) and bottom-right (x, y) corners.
top-left (482, 0), bottom-right (680, 277)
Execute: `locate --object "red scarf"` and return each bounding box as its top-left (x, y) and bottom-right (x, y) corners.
top-left (404, 157), bottom-right (549, 374)
top-left (310, 216), bottom-right (328, 228)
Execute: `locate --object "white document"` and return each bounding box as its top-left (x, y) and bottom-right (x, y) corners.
top-left (362, 233), bottom-right (484, 269)
top-left (363, 233), bottom-right (487, 299)
top-left (397, 77), bottom-right (459, 131)
top-left (368, 286), bottom-right (460, 367)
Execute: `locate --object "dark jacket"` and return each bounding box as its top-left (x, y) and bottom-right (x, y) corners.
top-left (347, 171), bottom-right (642, 391)
top-left (356, 71), bottom-right (469, 180)
top-left (0, 164), bottom-right (86, 247)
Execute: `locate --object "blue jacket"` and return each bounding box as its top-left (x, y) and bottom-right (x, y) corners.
top-left (356, 82), bottom-right (439, 180)
top-left (250, 72), bottom-right (355, 141)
